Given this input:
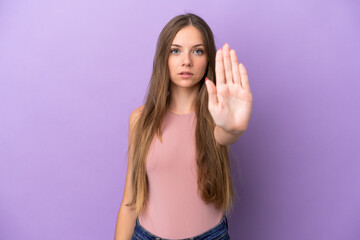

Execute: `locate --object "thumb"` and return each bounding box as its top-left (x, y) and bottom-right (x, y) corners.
top-left (205, 77), bottom-right (218, 107)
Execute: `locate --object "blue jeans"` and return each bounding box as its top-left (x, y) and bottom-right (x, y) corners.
top-left (131, 215), bottom-right (230, 240)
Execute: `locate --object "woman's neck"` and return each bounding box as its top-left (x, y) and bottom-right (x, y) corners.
top-left (168, 83), bottom-right (200, 114)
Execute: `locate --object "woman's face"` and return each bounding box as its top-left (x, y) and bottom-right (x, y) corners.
top-left (168, 25), bottom-right (208, 89)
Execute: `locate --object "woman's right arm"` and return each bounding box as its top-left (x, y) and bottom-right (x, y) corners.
top-left (114, 105), bottom-right (144, 240)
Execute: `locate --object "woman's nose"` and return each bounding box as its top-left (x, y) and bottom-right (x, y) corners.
top-left (182, 51), bottom-right (192, 66)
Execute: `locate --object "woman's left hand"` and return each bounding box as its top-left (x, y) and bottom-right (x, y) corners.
top-left (205, 43), bottom-right (253, 135)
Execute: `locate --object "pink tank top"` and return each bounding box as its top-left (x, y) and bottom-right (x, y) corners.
top-left (138, 109), bottom-right (224, 239)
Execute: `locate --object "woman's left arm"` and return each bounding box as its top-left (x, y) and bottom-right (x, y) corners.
top-left (205, 43), bottom-right (253, 146)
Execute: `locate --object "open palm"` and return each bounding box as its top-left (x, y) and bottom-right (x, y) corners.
top-left (205, 43), bottom-right (253, 134)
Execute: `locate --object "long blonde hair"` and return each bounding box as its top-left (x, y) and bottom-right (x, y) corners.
top-left (126, 13), bottom-right (236, 216)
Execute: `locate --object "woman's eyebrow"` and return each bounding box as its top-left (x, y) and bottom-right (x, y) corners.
top-left (171, 44), bottom-right (204, 47)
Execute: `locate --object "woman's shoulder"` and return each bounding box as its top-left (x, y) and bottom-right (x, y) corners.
top-left (132, 104), bottom-right (145, 116)
top-left (129, 105), bottom-right (145, 124)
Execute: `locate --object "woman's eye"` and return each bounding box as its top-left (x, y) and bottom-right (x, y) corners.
top-left (170, 49), bottom-right (179, 54)
top-left (194, 49), bottom-right (204, 55)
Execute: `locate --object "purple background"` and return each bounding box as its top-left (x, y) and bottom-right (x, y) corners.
top-left (1, 0), bottom-right (359, 239)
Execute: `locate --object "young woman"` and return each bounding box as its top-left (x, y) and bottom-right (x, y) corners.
top-left (115, 13), bottom-right (253, 240)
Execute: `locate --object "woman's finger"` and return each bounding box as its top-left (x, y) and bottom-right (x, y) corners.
top-left (223, 43), bottom-right (233, 85)
top-left (205, 77), bottom-right (218, 108)
top-left (239, 63), bottom-right (250, 91)
top-left (215, 48), bottom-right (225, 86)
top-left (230, 49), bottom-right (241, 86)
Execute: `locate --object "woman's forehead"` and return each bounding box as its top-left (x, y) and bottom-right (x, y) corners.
top-left (172, 26), bottom-right (204, 46)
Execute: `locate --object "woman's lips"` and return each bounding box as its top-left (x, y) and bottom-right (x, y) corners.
top-left (178, 72), bottom-right (193, 78)
top-left (178, 73), bottom-right (193, 78)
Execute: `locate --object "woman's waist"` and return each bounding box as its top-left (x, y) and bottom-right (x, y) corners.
top-left (138, 204), bottom-right (224, 239)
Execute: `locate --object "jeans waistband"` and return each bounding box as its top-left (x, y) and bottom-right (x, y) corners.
top-left (133, 214), bottom-right (228, 240)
